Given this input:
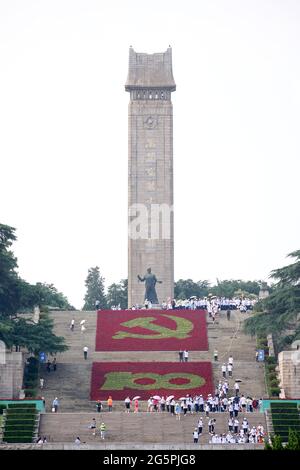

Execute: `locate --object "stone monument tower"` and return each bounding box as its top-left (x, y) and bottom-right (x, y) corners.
top-left (125, 47), bottom-right (176, 307)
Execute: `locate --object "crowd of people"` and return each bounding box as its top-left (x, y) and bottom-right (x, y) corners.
top-left (109, 296), bottom-right (257, 312)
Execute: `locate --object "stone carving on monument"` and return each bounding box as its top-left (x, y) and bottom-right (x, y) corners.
top-left (137, 267), bottom-right (162, 305)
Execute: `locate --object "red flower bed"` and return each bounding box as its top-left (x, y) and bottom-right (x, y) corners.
top-left (95, 309), bottom-right (208, 351)
top-left (90, 361), bottom-right (213, 400)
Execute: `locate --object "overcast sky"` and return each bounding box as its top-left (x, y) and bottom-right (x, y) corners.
top-left (1, 0), bottom-right (299, 308)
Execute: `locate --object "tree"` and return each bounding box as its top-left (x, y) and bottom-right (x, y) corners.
top-left (285, 429), bottom-right (300, 450)
top-left (209, 279), bottom-right (261, 298)
top-left (174, 279), bottom-right (210, 299)
top-left (244, 250), bottom-right (300, 351)
top-left (106, 279), bottom-right (128, 309)
top-left (0, 223), bottom-right (69, 355)
top-left (83, 266), bottom-right (107, 310)
top-left (266, 434), bottom-right (284, 450)
top-left (33, 282), bottom-right (74, 310)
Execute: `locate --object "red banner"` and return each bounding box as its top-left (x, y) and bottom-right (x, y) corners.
top-left (95, 309), bottom-right (208, 351)
top-left (90, 361), bottom-right (213, 400)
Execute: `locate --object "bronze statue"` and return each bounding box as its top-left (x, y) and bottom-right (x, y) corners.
top-left (137, 267), bottom-right (162, 304)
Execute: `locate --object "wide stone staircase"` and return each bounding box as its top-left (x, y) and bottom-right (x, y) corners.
top-left (37, 308), bottom-right (267, 444)
top-left (39, 410), bottom-right (266, 446)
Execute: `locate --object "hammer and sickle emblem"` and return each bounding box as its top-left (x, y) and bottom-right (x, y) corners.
top-left (113, 314), bottom-right (193, 340)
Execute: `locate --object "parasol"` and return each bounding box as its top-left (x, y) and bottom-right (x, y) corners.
top-left (80, 320), bottom-right (86, 325)
top-left (166, 395), bottom-right (174, 400)
top-left (132, 396), bottom-right (141, 401)
top-left (153, 395), bottom-right (161, 400)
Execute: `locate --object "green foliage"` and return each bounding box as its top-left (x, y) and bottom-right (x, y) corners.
top-left (208, 279), bottom-right (261, 298)
top-left (32, 282), bottom-right (74, 310)
top-left (174, 279), bottom-right (210, 299)
top-left (270, 434), bottom-right (284, 450)
top-left (83, 266), bottom-right (107, 310)
top-left (0, 223), bottom-right (69, 354)
top-left (23, 357), bottom-right (39, 397)
top-left (3, 404), bottom-right (38, 443)
top-left (244, 250), bottom-right (300, 351)
top-left (106, 279), bottom-right (128, 309)
top-left (0, 404), bottom-right (7, 414)
top-left (285, 429), bottom-right (300, 450)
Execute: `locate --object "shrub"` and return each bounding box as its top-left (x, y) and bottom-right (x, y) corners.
top-left (270, 387), bottom-right (281, 397)
top-left (0, 404), bottom-right (7, 414)
top-left (268, 372), bottom-right (278, 381)
top-left (269, 379), bottom-right (280, 388)
top-left (24, 389), bottom-right (38, 398)
top-left (266, 356), bottom-right (277, 365)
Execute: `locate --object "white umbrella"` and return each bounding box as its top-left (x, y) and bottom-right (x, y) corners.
top-left (166, 395), bottom-right (174, 400)
top-left (153, 395), bottom-right (161, 400)
top-left (80, 320), bottom-right (86, 325)
top-left (179, 397), bottom-right (186, 401)
top-left (132, 396), bottom-right (141, 400)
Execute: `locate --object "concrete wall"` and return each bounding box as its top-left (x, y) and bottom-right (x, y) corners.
top-left (0, 351), bottom-right (24, 399)
top-left (278, 351), bottom-right (300, 399)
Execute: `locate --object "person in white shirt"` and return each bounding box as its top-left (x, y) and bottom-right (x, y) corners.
top-left (234, 419), bottom-right (239, 434)
top-left (227, 363), bottom-right (233, 377)
top-left (257, 423), bottom-right (264, 436)
top-left (242, 418), bottom-right (249, 434)
top-left (184, 350), bottom-right (189, 362)
top-left (124, 397), bottom-right (131, 413)
top-left (147, 397), bottom-right (153, 412)
top-left (83, 346), bottom-right (88, 360)
top-left (199, 395), bottom-right (204, 412)
top-left (160, 396), bottom-right (166, 412)
top-left (228, 355), bottom-right (234, 367)
top-left (193, 428), bottom-right (199, 443)
top-left (234, 401), bottom-right (240, 417)
top-left (221, 364), bottom-right (227, 378)
top-left (198, 417), bottom-right (203, 435)
top-left (70, 319), bottom-right (75, 331)
top-left (240, 395), bottom-right (246, 411)
top-left (234, 381), bottom-right (240, 396)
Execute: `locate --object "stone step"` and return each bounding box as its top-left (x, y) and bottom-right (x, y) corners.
top-left (39, 411), bottom-right (267, 445)
top-left (40, 310), bottom-right (267, 416)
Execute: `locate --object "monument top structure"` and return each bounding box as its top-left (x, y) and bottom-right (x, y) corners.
top-left (125, 47), bottom-right (176, 91)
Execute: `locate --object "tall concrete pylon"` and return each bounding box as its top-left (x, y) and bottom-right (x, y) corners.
top-left (125, 47), bottom-right (176, 307)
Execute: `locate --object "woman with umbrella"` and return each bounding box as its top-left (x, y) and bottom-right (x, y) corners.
top-left (132, 396), bottom-right (140, 413)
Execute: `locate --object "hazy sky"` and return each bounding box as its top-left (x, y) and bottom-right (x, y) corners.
top-left (1, 0), bottom-right (299, 308)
